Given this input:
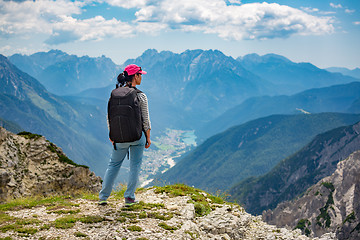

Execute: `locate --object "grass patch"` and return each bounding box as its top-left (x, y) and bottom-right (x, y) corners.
top-left (119, 212), bottom-right (137, 219)
top-left (15, 218), bottom-right (41, 225)
top-left (316, 182), bottom-right (335, 228)
top-left (121, 201), bottom-right (165, 212)
top-left (147, 211), bottom-right (173, 221)
top-left (74, 232), bottom-right (88, 237)
top-left (185, 231), bottom-right (199, 239)
top-left (16, 227), bottom-right (38, 235)
top-left (294, 219), bottom-right (312, 236)
top-left (47, 209), bottom-right (80, 215)
top-left (343, 211), bottom-right (356, 224)
top-left (79, 215), bottom-right (105, 224)
top-left (54, 215), bottom-right (77, 229)
top-left (0, 195), bottom-right (76, 211)
top-left (46, 141), bottom-right (88, 168)
top-left (0, 224), bottom-right (16, 233)
top-left (194, 202), bottom-right (211, 217)
top-left (112, 184), bottom-right (127, 200)
top-left (78, 191), bottom-right (98, 201)
top-left (158, 222), bottom-right (178, 231)
top-left (17, 131), bottom-right (42, 140)
top-left (127, 225), bottom-right (143, 232)
top-left (154, 184), bottom-right (226, 217)
top-left (116, 217), bottom-right (126, 223)
top-left (0, 212), bottom-right (15, 224)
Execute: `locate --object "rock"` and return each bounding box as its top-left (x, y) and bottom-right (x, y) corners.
top-left (0, 127), bottom-right (101, 202)
top-left (263, 151), bottom-right (360, 240)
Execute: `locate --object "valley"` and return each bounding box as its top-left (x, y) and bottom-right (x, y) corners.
top-left (140, 129), bottom-right (197, 187)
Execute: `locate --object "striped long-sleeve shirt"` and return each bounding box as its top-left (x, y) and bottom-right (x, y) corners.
top-left (137, 92), bottom-right (151, 132)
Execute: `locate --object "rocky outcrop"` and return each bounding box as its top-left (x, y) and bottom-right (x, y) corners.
top-left (263, 151), bottom-right (360, 240)
top-left (0, 185), bottom-right (336, 240)
top-left (230, 120), bottom-right (360, 215)
top-left (0, 127), bottom-right (101, 202)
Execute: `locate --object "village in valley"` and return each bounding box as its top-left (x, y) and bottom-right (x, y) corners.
top-left (139, 129), bottom-right (197, 187)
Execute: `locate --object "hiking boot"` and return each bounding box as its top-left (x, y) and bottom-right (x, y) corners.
top-left (125, 197), bottom-right (138, 207)
top-left (98, 200), bottom-right (108, 206)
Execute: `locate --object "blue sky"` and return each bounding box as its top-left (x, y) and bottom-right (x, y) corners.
top-left (0, 0), bottom-right (359, 69)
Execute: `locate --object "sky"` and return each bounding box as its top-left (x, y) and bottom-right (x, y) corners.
top-left (0, 0), bottom-right (359, 69)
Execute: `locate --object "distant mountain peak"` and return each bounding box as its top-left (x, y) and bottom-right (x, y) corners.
top-left (240, 53), bottom-right (291, 63)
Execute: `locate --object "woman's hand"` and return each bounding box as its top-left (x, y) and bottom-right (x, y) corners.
top-left (145, 138), bottom-right (151, 149)
top-left (145, 129), bottom-right (151, 149)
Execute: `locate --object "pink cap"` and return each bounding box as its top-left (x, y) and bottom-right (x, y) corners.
top-left (124, 64), bottom-right (147, 75)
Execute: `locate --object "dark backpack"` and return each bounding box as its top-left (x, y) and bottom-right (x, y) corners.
top-left (108, 87), bottom-right (143, 143)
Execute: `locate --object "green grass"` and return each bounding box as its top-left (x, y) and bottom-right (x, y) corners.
top-left (316, 182), bottom-right (336, 228)
top-left (154, 184), bottom-right (229, 217)
top-left (120, 201), bottom-right (165, 212)
top-left (78, 215), bottom-right (105, 224)
top-left (74, 232), bottom-right (88, 237)
top-left (17, 131), bottom-right (42, 140)
top-left (54, 215), bottom-right (78, 229)
top-left (0, 212), bottom-right (15, 224)
top-left (0, 237), bottom-right (13, 240)
top-left (127, 225), bottom-right (143, 232)
top-left (158, 222), bottom-right (178, 231)
top-left (294, 219), bottom-right (312, 236)
top-left (147, 211), bottom-right (173, 221)
top-left (47, 209), bottom-right (80, 214)
top-left (343, 211), bottom-right (356, 224)
top-left (111, 184), bottom-right (127, 200)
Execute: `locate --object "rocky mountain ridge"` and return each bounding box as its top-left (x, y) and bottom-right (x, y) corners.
top-left (0, 184), bottom-right (335, 240)
top-left (9, 50), bottom-right (119, 95)
top-left (263, 150), bottom-right (360, 240)
top-left (0, 127), bottom-right (101, 202)
top-left (229, 120), bottom-right (360, 215)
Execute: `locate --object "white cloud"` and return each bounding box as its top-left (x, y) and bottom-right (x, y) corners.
top-left (46, 15), bottom-right (135, 44)
top-left (0, 0), bottom-right (83, 35)
top-left (354, 21), bottom-right (360, 25)
top-left (228, 0), bottom-right (241, 4)
top-left (132, 1), bottom-right (334, 40)
top-left (330, 3), bottom-right (342, 9)
top-left (301, 7), bottom-right (319, 13)
top-left (102, 0), bottom-right (147, 9)
top-left (345, 9), bottom-right (355, 14)
top-left (1, 0), bottom-right (335, 44)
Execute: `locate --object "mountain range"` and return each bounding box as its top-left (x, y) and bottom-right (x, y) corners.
top-left (237, 53), bottom-right (357, 95)
top-left (0, 54), bottom-right (110, 176)
top-left (3, 49), bottom-right (360, 195)
top-left (9, 50), bottom-right (119, 95)
top-left (197, 81), bottom-right (360, 141)
top-left (10, 49), bottom-right (359, 135)
top-left (153, 113), bottom-right (360, 193)
top-left (326, 67), bottom-right (360, 80)
top-left (229, 120), bottom-right (360, 215)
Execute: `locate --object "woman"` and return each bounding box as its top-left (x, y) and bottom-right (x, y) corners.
top-left (99, 64), bottom-right (151, 207)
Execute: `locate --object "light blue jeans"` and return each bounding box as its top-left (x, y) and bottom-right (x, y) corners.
top-left (99, 134), bottom-right (146, 201)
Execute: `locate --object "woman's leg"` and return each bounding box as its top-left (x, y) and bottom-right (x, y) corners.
top-left (124, 135), bottom-right (146, 199)
top-left (99, 143), bottom-right (129, 201)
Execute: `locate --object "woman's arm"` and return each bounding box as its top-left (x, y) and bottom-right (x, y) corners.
top-left (138, 92), bottom-right (151, 148)
top-left (145, 129), bottom-right (151, 148)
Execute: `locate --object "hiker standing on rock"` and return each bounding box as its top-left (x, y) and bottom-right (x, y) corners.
top-left (99, 64), bottom-right (151, 207)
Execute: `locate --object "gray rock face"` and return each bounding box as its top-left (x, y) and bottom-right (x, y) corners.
top-left (232, 120), bottom-right (360, 215)
top-left (263, 151), bottom-right (360, 240)
top-left (0, 127), bottom-right (101, 202)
